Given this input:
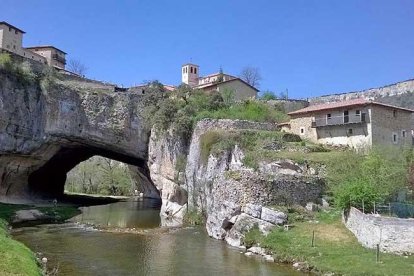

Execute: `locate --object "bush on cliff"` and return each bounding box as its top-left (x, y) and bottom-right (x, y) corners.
top-left (142, 83), bottom-right (289, 142)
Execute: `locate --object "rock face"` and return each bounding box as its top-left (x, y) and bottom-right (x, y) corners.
top-left (310, 78), bottom-right (414, 109)
top-left (147, 128), bottom-right (188, 224)
top-left (0, 71), bottom-right (158, 200)
top-left (149, 118), bottom-right (325, 246)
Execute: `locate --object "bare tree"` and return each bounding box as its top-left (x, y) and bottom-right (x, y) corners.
top-left (239, 66), bottom-right (262, 88)
top-left (67, 59), bottom-right (88, 76)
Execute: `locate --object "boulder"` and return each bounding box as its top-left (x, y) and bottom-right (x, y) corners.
top-left (247, 246), bottom-right (266, 255)
top-left (260, 207), bottom-right (287, 225)
top-left (225, 213), bottom-right (275, 247)
top-left (306, 202), bottom-right (319, 212)
top-left (243, 203), bottom-right (262, 218)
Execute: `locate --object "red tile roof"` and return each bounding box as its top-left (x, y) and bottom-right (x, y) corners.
top-left (288, 98), bottom-right (414, 115)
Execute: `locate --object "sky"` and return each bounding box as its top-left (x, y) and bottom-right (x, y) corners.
top-left (1, 0), bottom-right (414, 99)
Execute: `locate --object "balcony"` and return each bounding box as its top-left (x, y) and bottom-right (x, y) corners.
top-left (52, 54), bottom-right (66, 65)
top-left (311, 113), bottom-right (368, 128)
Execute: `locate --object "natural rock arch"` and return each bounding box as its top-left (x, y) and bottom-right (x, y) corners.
top-left (0, 71), bottom-right (159, 201)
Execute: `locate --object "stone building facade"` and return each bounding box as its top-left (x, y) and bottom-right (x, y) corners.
top-left (0, 21), bottom-right (65, 69)
top-left (285, 98), bottom-right (413, 149)
top-left (26, 46), bottom-right (66, 69)
top-left (181, 63), bottom-right (258, 101)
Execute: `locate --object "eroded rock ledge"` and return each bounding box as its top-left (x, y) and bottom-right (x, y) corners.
top-left (148, 118), bottom-right (325, 245)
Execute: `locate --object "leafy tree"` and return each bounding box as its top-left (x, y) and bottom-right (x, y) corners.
top-left (261, 91), bottom-right (277, 101)
top-left (333, 148), bottom-right (409, 210)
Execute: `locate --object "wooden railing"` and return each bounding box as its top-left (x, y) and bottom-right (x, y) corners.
top-left (311, 113), bottom-right (368, 127)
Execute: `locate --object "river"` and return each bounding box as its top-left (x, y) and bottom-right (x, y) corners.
top-left (12, 199), bottom-right (304, 275)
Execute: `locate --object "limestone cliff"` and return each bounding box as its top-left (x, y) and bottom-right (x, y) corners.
top-left (311, 78), bottom-right (414, 109)
top-left (0, 70), bottom-right (157, 200)
top-left (149, 119), bottom-right (325, 246)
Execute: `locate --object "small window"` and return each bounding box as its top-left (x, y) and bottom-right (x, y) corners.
top-left (392, 132), bottom-right (398, 144)
top-left (402, 130), bottom-right (406, 138)
top-left (9, 27), bottom-right (12, 32)
top-left (300, 127), bottom-right (305, 135)
top-left (393, 110), bottom-right (397, 118)
top-left (347, 128), bottom-right (353, 135)
top-left (190, 67), bottom-right (193, 73)
top-left (327, 114), bottom-right (331, 120)
top-left (194, 68), bottom-right (197, 74)
top-left (355, 110), bottom-right (361, 116)
top-left (15, 30), bottom-right (18, 34)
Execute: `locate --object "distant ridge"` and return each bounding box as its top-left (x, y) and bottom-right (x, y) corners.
top-left (310, 78), bottom-right (414, 109)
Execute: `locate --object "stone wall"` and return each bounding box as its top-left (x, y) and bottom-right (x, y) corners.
top-left (343, 207), bottom-right (414, 254)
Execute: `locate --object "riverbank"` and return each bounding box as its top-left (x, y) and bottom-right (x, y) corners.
top-left (0, 201), bottom-right (83, 275)
top-left (0, 217), bottom-right (41, 275)
top-left (245, 209), bottom-right (414, 275)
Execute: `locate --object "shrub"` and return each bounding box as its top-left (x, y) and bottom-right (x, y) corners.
top-left (200, 131), bottom-right (222, 164)
top-left (0, 53), bottom-right (12, 71)
top-left (331, 148), bottom-right (408, 210)
top-left (260, 91), bottom-right (278, 101)
top-left (282, 133), bottom-right (302, 142)
top-left (334, 178), bottom-right (381, 211)
top-left (183, 209), bottom-right (205, 225)
top-left (242, 224), bottom-right (262, 247)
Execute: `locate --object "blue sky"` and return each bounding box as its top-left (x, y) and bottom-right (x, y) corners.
top-left (1, 0), bottom-right (414, 98)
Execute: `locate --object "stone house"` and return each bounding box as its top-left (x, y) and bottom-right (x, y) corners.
top-left (25, 46), bottom-right (66, 69)
top-left (181, 63), bottom-right (258, 101)
top-left (285, 98), bottom-right (413, 149)
top-left (0, 21), bottom-right (66, 69)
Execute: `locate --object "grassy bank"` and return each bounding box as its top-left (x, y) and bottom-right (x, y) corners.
top-left (246, 210), bottom-right (414, 275)
top-left (0, 203), bottom-right (81, 275)
top-left (0, 218), bottom-right (41, 275)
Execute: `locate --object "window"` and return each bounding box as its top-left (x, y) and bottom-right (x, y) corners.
top-left (183, 68), bottom-right (185, 74)
top-left (355, 110), bottom-right (361, 116)
top-left (402, 130), bottom-right (406, 138)
top-left (300, 127), bottom-right (305, 135)
top-left (326, 114), bottom-right (332, 120)
top-left (13, 45), bottom-right (16, 50)
top-left (347, 128), bottom-right (353, 135)
top-left (190, 67), bottom-right (193, 73)
top-left (9, 27), bottom-right (11, 32)
top-left (392, 132), bottom-right (398, 144)
top-left (344, 110), bottom-right (349, 123)
top-left (194, 68), bottom-right (197, 74)
top-left (15, 30), bottom-right (18, 34)
top-left (393, 110), bottom-right (397, 118)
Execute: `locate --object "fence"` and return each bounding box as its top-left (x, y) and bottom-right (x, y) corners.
top-left (356, 201), bottom-right (414, 219)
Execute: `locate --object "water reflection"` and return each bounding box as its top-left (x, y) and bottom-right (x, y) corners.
top-left (72, 199), bottom-right (161, 229)
top-left (12, 200), bottom-right (305, 276)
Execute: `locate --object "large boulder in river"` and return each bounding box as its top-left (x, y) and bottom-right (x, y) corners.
top-left (225, 213), bottom-right (275, 247)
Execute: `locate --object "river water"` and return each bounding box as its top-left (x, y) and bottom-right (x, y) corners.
top-left (12, 199), bottom-right (304, 276)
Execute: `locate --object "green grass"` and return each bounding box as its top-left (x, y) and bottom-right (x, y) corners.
top-left (0, 218), bottom-right (41, 276)
top-left (0, 203), bottom-right (81, 275)
top-left (198, 129), bottom-right (351, 171)
top-left (247, 210), bottom-right (414, 275)
top-left (195, 100), bottom-right (289, 123)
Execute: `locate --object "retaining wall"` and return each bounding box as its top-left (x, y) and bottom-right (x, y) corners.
top-left (343, 207), bottom-right (414, 254)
